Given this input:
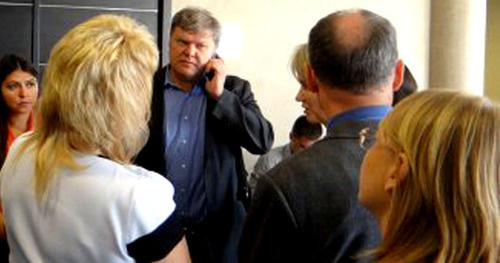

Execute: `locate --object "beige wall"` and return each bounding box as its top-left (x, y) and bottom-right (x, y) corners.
top-left (171, 0), bottom-right (430, 170)
top-left (485, 0), bottom-right (500, 102)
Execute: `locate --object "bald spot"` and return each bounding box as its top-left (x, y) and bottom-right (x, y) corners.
top-left (333, 12), bottom-right (367, 50)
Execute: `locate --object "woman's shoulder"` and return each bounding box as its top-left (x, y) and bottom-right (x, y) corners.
top-left (8, 131), bottom-right (34, 150)
top-left (121, 163), bottom-right (172, 189)
top-left (1, 132), bottom-right (35, 171)
top-left (91, 157), bottom-right (172, 190)
top-left (79, 157), bottom-right (176, 231)
top-left (118, 164), bottom-right (176, 242)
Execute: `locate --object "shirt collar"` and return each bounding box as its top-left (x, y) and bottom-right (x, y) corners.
top-left (327, 105), bottom-right (392, 130)
top-left (164, 65), bottom-right (205, 96)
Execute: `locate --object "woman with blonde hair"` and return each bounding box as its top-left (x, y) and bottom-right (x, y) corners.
top-left (291, 43), bottom-right (328, 124)
top-left (0, 14), bottom-right (188, 262)
top-left (359, 90), bottom-right (500, 262)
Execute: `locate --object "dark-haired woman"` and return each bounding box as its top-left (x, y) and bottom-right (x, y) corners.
top-left (0, 54), bottom-right (39, 167)
top-left (0, 54), bottom-right (38, 261)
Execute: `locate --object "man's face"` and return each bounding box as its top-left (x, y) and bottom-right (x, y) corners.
top-left (169, 27), bottom-right (216, 83)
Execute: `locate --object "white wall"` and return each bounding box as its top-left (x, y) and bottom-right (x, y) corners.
top-left (171, 0), bottom-right (431, 171)
top-left (485, 0), bottom-right (500, 102)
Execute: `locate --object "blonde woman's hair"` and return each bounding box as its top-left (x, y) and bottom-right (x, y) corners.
top-left (374, 90), bottom-right (500, 262)
top-left (290, 43), bottom-right (309, 84)
top-left (23, 14), bottom-right (158, 199)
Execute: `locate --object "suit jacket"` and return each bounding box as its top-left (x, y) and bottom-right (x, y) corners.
top-left (239, 119), bottom-right (381, 263)
top-left (135, 66), bottom-right (274, 262)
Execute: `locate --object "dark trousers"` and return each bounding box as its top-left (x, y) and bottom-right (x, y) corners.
top-left (0, 239), bottom-right (8, 262)
top-left (185, 202), bottom-right (245, 263)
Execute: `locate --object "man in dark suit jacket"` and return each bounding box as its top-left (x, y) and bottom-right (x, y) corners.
top-left (135, 7), bottom-right (274, 263)
top-left (239, 9), bottom-right (405, 262)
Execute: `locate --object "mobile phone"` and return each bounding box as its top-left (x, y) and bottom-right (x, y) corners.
top-left (206, 69), bottom-right (215, 81)
top-left (205, 53), bottom-right (219, 81)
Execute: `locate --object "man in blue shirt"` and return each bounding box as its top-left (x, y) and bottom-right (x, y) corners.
top-left (136, 7), bottom-right (274, 263)
top-left (239, 9), bottom-right (405, 262)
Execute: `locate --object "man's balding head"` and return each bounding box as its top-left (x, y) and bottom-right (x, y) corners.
top-left (308, 9), bottom-right (398, 94)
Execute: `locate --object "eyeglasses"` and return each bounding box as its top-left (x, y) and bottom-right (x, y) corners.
top-left (359, 127), bottom-right (375, 150)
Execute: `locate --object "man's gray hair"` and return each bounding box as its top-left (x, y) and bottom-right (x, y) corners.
top-left (170, 7), bottom-right (221, 46)
top-left (308, 9), bottom-right (398, 94)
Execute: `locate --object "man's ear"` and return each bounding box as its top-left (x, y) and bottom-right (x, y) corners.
top-left (384, 151), bottom-right (409, 195)
top-left (392, 59), bottom-right (404, 92)
top-left (306, 65), bottom-right (320, 93)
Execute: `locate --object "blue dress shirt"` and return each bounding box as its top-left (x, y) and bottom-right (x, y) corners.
top-left (327, 106), bottom-right (392, 130)
top-left (164, 70), bottom-right (207, 225)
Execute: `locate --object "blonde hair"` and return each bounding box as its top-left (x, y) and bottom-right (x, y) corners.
top-left (374, 90), bottom-right (500, 262)
top-left (23, 14), bottom-right (158, 199)
top-left (290, 43), bottom-right (309, 84)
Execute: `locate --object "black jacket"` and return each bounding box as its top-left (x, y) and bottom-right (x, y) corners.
top-left (239, 120), bottom-right (381, 263)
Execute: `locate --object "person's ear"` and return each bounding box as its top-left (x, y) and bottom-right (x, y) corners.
top-left (392, 60), bottom-right (404, 92)
top-left (306, 65), bottom-right (320, 94)
top-left (384, 151), bottom-right (409, 195)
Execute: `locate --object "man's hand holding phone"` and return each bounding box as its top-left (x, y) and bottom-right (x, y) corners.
top-left (204, 55), bottom-right (226, 100)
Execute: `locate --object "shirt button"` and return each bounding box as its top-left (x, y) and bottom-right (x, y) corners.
top-left (184, 116), bottom-right (188, 120)
top-left (182, 139), bottom-right (187, 144)
top-left (181, 164), bottom-right (186, 169)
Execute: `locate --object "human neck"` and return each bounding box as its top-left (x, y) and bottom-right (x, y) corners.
top-left (378, 211), bottom-right (390, 238)
top-left (320, 86), bottom-right (393, 119)
top-left (169, 68), bottom-right (199, 92)
top-left (8, 111), bottom-right (31, 136)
